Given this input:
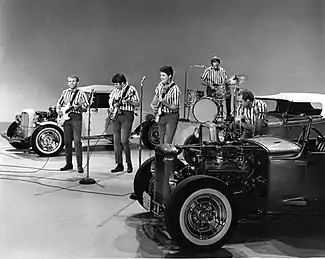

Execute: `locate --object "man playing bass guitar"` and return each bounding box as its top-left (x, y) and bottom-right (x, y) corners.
top-left (108, 73), bottom-right (140, 173)
top-left (150, 65), bottom-right (181, 144)
top-left (56, 75), bottom-right (89, 173)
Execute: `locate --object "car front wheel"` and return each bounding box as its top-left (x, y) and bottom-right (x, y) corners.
top-left (164, 176), bottom-right (236, 251)
top-left (31, 124), bottom-right (64, 157)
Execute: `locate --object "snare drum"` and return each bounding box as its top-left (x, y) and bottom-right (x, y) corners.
top-left (192, 97), bottom-right (226, 123)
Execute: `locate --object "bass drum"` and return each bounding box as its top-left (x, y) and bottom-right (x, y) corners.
top-left (192, 97), bottom-right (225, 123)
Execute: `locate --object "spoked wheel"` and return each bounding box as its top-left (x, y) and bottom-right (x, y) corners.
top-left (31, 124), bottom-right (64, 157)
top-left (165, 176), bottom-right (236, 251)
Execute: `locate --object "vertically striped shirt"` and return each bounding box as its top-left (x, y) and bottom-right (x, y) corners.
top-left (108, 84), bottom-right (140, 112)
top-left (56, 88), bottom-right (89, 114)
top-left (236, 99), bottom-right (268, 125)
top-left (201, 66), bottom-right (229, 96)
top-left (155, 81), bottom-right (181, 113)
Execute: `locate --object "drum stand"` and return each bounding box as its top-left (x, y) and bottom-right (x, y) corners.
top-left (80, 90), bottom-right (96, 185)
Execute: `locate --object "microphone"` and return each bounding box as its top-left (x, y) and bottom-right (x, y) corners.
top-left (141, 76), bottom-right (146, 84)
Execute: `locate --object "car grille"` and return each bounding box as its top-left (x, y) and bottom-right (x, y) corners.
top-left (21, 112), bottom-right (30, 138)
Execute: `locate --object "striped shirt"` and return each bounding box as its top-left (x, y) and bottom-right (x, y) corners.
top-left (236, 99), bottom-right (268, 125)
top-left (56, 88), bottom-right (89, 114)
top-left (201, 66), bottom-right (229, 96)
top-left (108, 84), bottom-right (139, 112)
top-left (155, 81), bottom-right (181, 113)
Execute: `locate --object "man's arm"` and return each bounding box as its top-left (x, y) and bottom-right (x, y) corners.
top-left (159, 87), bottom-right (180, 112)
top-left (126, 87), bottom-right (140, 108)
top-left (56, 91), bottom-right (65, 115)
top-left (200, 69), bottom-right (215, 89)
top-left (77, 91), bottom-right (89, 113)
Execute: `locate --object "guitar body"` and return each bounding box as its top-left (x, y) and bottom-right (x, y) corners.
top-left (58, 104), bottom-right (74, 126)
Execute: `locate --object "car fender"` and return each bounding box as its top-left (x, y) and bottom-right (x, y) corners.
top-left (38, 121), bottom-right (64, 132)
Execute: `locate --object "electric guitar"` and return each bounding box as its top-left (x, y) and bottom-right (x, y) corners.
top-left (154, 83), bottom-right (175, 123)
top-left (57, 104), bottom-right (82, 126)
top-left (109, 89), bottom-right (136, 121)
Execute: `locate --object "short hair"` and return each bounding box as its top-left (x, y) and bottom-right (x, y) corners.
top-left (112, 73), bottom-right (127, 84)
top-left (67, 75), bottom-right (80, 82)
top-left (241, 90), bottom-right (255, 101)
top-left (211, 56), bottom-right (221, 65)
top-left (160, 65), bottom-right (174, 77)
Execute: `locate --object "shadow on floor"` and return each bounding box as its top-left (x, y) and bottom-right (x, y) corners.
top-left (125, 212), bottom-right (325, 258)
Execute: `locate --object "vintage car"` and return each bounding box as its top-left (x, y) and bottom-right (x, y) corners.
top-left (132, 117), bottom-right (325, 251)
top-left (1, 85), bottom-right (158, 156)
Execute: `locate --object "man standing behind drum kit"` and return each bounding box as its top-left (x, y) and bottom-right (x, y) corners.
top-left (201, 56), bottom-right (231, 118)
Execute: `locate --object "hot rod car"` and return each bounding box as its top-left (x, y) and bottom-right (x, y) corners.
top-left (133, 117), bottom-right (325, 251)
top-left (1, 85), bottom-right (158, 156)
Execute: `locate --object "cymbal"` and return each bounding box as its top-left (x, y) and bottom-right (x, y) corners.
top-left (227, 74), bottom-right (248, 86)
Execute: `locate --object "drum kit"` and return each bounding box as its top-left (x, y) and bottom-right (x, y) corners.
top-left (185, 74), bottom-right (248, 123)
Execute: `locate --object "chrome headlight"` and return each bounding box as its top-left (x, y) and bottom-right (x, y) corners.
top-left (217, 129), bottom-right (226, 142)
top-left (193, 126), bottom-right (200, 138)
top-left (15, 113), bottom-right (22, 124)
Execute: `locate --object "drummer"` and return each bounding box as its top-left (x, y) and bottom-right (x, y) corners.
top-left (200, 56), bottom-right (231, 118)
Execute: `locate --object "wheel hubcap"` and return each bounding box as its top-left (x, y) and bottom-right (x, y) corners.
top-left (184, 194), bottom-right (227, 240)
top-left (149, 124), bottom-right (159, 145)
top-left (37, 129), bottom-right (61, 153)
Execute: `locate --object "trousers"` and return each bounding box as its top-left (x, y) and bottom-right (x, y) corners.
top-left (63, 113), bottom-right (83, 167)
top-left (158, 112), bottom-right (179, 144)
top-left (113, 111), bottom-right (134, 164)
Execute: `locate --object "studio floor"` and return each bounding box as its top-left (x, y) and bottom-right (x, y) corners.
top-left (1, 137), bottom-right (325, 258)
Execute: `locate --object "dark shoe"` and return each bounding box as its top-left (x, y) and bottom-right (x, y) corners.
top-left (129, 193), bottom-right (137, 200)
top-left (78, 167), bottom-right (84, 174)
top-left (60, 163), bottom-right (73, 171)
top-left (111, 164), bottom-right (124, 173)
top-left (127, 163), bottom-right (133, 173)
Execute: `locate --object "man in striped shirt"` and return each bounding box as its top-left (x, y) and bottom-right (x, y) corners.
top-left (108, 73), bottom-right (140, 173)
top-left (151, 65), bottom-right (181, 144)
top-left (236, 90), bottom-right (269, 139)
top-left (201, 56), bottom-right (231, 118)
top-left (56, 75), bottom-right (89, 173)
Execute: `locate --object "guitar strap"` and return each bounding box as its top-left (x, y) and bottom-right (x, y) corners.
top-left (69, 89), bottom-right (79, 106)
top-left (161, 83), bottom-right (175, 100)
top-left (121, 85), bottom-right (131, 100)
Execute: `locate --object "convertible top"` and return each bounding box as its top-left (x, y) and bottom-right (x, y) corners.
top-left (256, 92), bottom-right (325, 117)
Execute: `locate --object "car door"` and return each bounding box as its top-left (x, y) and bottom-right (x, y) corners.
top-left (305, 151), bottom-right (325, 213)
top-left (268, 156), bottom-right (308, 213)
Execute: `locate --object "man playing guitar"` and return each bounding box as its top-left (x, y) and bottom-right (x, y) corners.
top-left (108, 73), bottom-right (140, 173)
top-left (56, 75), bottom-right (89, 173)
top-left (201, 56), bottom-right (231, 118)
top-left (150, 65), bottom-right (181, 144)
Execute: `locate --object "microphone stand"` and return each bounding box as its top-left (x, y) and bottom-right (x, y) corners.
top-left (80, 90), bottom-right (96, 185)
top-left (138, 76), bottom-right (146, 167)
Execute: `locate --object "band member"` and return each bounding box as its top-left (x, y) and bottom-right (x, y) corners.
top-left (57, 75), bottom-right (89, 173)
top-left (235, 90), bottom-right (268, 139)
top-left (109, 73), bottom-right (140, 173)
top-left (151, 65), bottom-right (181, 144)
top-left (201, 56), bottom-right (231, 118)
